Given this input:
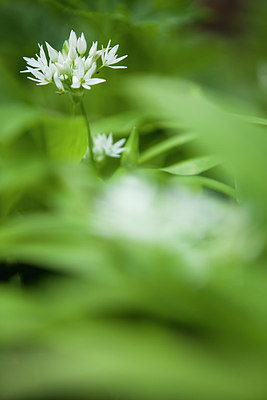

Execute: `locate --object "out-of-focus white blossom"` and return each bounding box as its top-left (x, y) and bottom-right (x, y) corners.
top-left (21, 30), bottom-right (127, 93)
top-left (93, 176), bottom-right (254, 271)
top-left (83, 133), bottom-right (126, 162)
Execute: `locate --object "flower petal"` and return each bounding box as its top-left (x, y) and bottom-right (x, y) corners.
top-left (109, 44), bottom-right (119, 58)
top-left (23, 57), bottom-right (41, 68)
top-left (111, 54), bottom-right (128, 64)
top-left (86, 78), bottom-right (106, 86)
top-left (108, 65), bottom-right (127, 69)
top-left (46, 42), bottom-right (58, 62)
top-left (38, 45), bottom-right (48, 66)
top-left (82, 83), bottom-right (92, 90)
top-left (114, 138), bottom-right (126, 147)
top-left (71, 76), bottom-right (81, 89)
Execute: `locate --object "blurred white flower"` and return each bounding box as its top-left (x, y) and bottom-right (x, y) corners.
top-left (21, 30), bottom-right (127, 93)
top-left (83, 133), bottom-right (126, 162)
top-left (93, 176), bottom-right (252, 271)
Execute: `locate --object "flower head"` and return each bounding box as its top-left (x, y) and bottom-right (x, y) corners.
top-left (21, 30), bottom-right (127, 94)
top-left (83, 133), bottom-right (126, 162)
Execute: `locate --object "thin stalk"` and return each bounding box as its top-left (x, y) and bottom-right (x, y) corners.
top-left (79, 98), bottom-right (96, 169)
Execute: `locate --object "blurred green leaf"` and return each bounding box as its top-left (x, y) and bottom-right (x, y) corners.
top-left (121, 125), bottom-right (139, 168)
top-left (127, 76), bottom-right (267, 209)
top-left (171, 176), bottom-right (236, 198)
top-left (43, 115), bottom-right (87, 161)
top-left (162, 155), bottom-right (220, 175)
top-left (139, 132), bottom-right (197, 164)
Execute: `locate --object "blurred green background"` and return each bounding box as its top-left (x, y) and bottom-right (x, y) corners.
top-left (1, 1), bottom-right (267, 399)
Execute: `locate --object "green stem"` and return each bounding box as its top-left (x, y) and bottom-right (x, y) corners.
top-left (96, 64), bottom-right (105, 74)
top-left (70, 93), bottom-right (80, 116)
top-left (72, 99), bottom-right (79, 116)
top-left (79, 98), bottom-right (96, 169)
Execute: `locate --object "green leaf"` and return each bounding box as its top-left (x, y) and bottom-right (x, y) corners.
top-left (172, 176), bottom-right (236, 198)
top-left (127, 76), bottom-right (267, 210)
top-left (139, 132), bottom-right (197, 164)
top-left (162, 155), bottom-right (221, 176)
top-left (43, 115), bottom-right (87, 161)
top-left (241, 115), bottom-right (267, 127)
top-left (121, 126), bottom-right (139, 168)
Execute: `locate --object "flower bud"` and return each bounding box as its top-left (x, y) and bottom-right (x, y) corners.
top-left (62, 40), bottom-right (69, 57)
top-left (69, 30), bottom-right (77, 49)
top-left (68, 45), bottom-right (77, 61)
top-left (77, 33), bottom-right (87, 55)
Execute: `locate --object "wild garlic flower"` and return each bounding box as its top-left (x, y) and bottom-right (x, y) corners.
top-left (21, 30), bottom-right (128, 93)
top-left (83, 133), bottom-right (126, 162)
top-left (101, 40), bottom-right (128, 69)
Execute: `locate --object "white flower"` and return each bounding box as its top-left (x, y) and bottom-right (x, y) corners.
top-left (93, 176), bottom-right (252, 271)
top-left (21, 56), bottom-right (56, 86)
top-left (71, 59), bottom-right (105, 90)
top-left (21, 31), bottom-right (127, 93)
top-left (102, 133), bottom-right (126, 158)
top-left (83, 133), bottom-right (126, 162)
top-left (21, 44), bottom-right (50, 80)
top-left (101, 40), bottom-right (128, 69)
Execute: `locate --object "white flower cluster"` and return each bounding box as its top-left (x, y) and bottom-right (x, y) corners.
top-left (21, 30), bottom-right (128, 93)
top-left (83, 133), bottom-right (126, 162)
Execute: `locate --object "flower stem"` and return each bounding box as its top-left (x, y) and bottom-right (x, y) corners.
top-left (79, 98), bottom-right (96, 169)
top-left (72, 98), bottom-right (79, 116)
